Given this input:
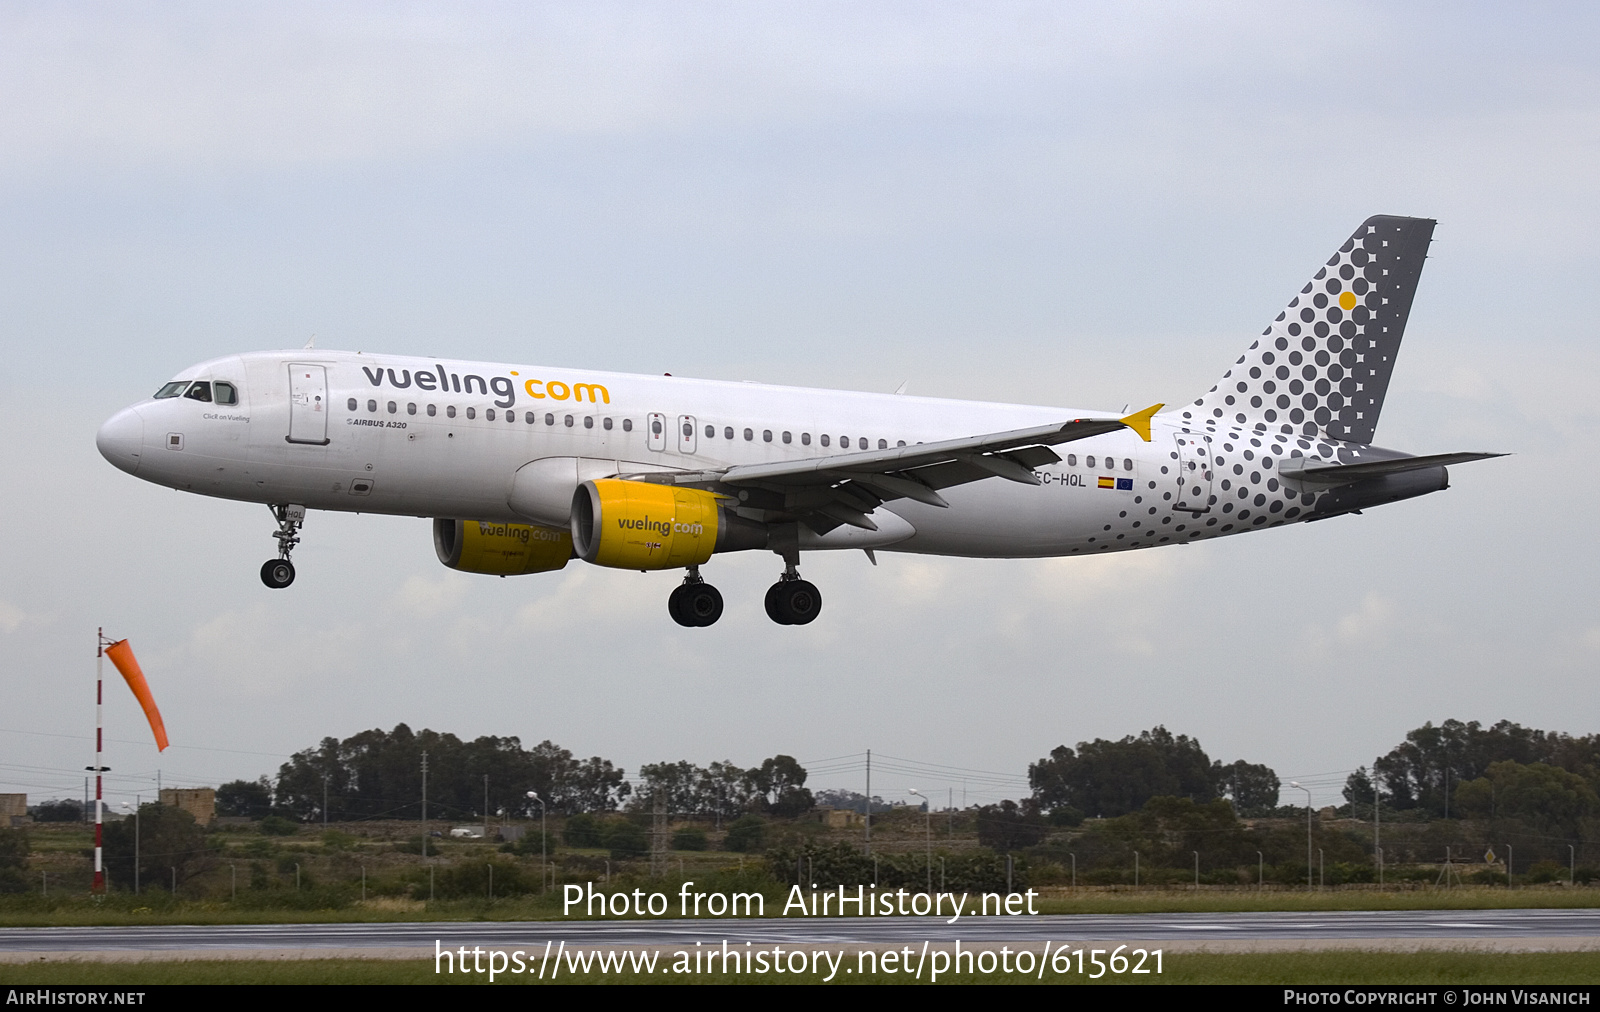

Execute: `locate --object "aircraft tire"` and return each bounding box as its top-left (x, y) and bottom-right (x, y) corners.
top-left (764, 583), bottom-right (792, 625)
top-left (682, 583), bottom-right (724, 627)
top-left (260, 559), bottom-right (296, 589)
top-left (770, 580), bottom-right (822, 625)
top-left (667, 585), bottom-right (694, 627)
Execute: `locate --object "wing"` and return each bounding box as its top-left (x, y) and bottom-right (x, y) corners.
top-left (619, 404), bottom-right (1164, 533)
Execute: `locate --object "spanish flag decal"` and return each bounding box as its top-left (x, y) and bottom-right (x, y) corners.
top-left (1098, 476), bottom-right (1115, 489)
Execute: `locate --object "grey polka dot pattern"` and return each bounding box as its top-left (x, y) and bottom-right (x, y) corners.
top-left (1059, 216), bottom-right (1442, 557)
top-left (1185, 215), bottom-right (1435, 445)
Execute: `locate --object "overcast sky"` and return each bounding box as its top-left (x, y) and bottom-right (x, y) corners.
top-left (2, 3), bottom-right (1596, 814)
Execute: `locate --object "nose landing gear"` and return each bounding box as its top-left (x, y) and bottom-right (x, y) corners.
top-left (260, 504), bottom-right (305, 589)
top-left (668, 566), bottom-right (724, 627)
top-left (764, 552), bottom-right (822, 625)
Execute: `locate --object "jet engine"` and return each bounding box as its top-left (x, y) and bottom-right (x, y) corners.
top-left (433, 518), bottom-right (572, 575)
top-left (570, 478), bottom-right (767, 570)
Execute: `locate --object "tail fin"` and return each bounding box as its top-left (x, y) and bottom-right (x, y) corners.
top-left (1181, 215), bottom-right (1435, 444)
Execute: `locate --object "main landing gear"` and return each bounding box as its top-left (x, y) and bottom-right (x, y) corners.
top-left (765, 553), bottom-right (822, 626)
top-left (668, 567), bottom-right (724, 627)
top-left (260, 504), bottom-right (305, 589)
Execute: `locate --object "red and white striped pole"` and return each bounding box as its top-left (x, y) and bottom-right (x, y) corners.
top-left (90, 628), bottom-right (110, 894)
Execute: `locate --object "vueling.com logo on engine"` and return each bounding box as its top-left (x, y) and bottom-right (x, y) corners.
top-left (618, 516), bottom-right (704, 537)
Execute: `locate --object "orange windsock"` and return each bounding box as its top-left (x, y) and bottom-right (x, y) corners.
top-left (104, 639), bottom-right (168, 752)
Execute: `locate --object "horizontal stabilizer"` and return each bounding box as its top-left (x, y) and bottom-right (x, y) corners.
top-left (1280, 451), bottom-right (1504, 485)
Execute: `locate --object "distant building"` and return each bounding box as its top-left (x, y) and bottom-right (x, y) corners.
top-left (0, 794), bottom-right (24, 827)
top-left (497, 825), bottom-right (526, 843)
top-left (159, 788), bottom-right (216, 827)
top-left (817, 807), bottom-right (861, 828)
top-left (449, 826), bottom-right (485, 839)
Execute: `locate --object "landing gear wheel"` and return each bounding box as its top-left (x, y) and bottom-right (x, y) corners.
top-left (682, 583), bottom-right (724, 627)
top-left (260, 558), bottom-right (296, 589)
top-left (670, 582), bottom-right (724, 627)
top-left (766, 579), bottom-right (822, 625)
top-left (764, 583), bottom-right (792, 625)
top-left (668, 584), bottom-right (692, 626)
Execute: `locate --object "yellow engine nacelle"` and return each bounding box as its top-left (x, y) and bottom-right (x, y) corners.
top-left (433, 518), bottom-right (572, 576)
top-left (571, 478), bottom-right (766, 570)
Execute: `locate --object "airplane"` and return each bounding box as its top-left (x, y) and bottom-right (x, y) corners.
top-left (97, 215), bottom-right (1499, 627)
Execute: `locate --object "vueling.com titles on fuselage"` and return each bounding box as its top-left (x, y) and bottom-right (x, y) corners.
top-left (361, 365), bottom-right (611, 410)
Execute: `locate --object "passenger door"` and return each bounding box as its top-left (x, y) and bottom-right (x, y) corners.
top-left (287, 364), bottom-right (330, 445)
top-left (677, 414), bottom-right (697, 455)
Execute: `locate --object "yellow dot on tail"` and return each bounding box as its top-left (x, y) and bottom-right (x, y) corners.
top-left (1339, 291), bottom-right (1357, 311)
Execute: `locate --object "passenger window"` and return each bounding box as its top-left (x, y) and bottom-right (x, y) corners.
top-left (683, 422), bottom-right (693, 437)
top-left (1124, 458), bottom-right (1133, 471)
top-left (407, 403), bottom-right (417, 415)
top-left (1087, 455), bottom-right (1096, 468)
top-left (565, 415), bottom-right (574, 427)
top-left (841, 436), bottom-right (850, 449)
top-left (184, 382), bottom-right (213, 402)
top-left (526, 411), bottom-right (535, 423)
top-left (652, 419), bottom-right (663, 435)
top-left (878, 439), bottom-right (887, 449)
top-left (214, 382), bottom-right (237, 405)
top-left (705, 424), bottom-right (714, 438)
top-left (546, 413), bottom-right (555, 425)
top-left (763, 429), bottom-right (772, 442)
top-left (387, 401), bottom-right (397, 414)
top-left (623, 418), bottom-right (633, 432)
top-left (584, 416), bottom-right (593, 429)
top-left (446, 405), bottom-right (456, 418)
top-left (820, 434), bottom-right (830, 447)
top-left (153, 382), bottom-right (188, 399)
top-left (724, 427), bottom-right (734, 440)
top-left (369, 400), bottom-right (378, 413)
top-left (603, 417), bottom-right (613, 430)
top-left (896, 440), bottom-right (906, 447)
top-left (466, 407), bottom-right (476, 419)
top-left (1067, 454), bottom-right (1076, 466)
top-left (801, 433), bottom-right (811, 445)
top-left (348, 398), bottom-right (358, 411)
top-left (782, 431), bottom-right (791, 444)
top-left (743, 428), bottom-right (753, 441)
top-left (427, 404), bottom-right (437, 417)
top-left (486, 408), bottom-right (496, 421)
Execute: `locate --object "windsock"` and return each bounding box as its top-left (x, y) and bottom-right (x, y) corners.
top-left (104, 639), bottom-right (168, 752)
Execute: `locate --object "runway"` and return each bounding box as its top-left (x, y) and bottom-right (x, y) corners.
top-left (3, 909), bottom-right (1599, 960)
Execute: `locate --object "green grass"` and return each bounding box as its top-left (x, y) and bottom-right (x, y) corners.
top-left (3, 951), bottom-right (1598, 985)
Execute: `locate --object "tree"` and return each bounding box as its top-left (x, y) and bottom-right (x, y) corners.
top-left (102, 804), bottom-right (210, 892)
top-left (749, 755), bottom-right (814, 816)
top-left (975, 800), bottom-right (1045, 853)
top-left (1030, 726), bottom-right (1218, 817)
top-left (723, 815), bottom-right (766, 853)
top-left (30, 799), bottom-right (83, 823)
top-left (1455, 761), bottom-right (1599, 837)
top-left (0, 827), bottom-right (27, 893)
top-left (1368, 719), bottom-right (1599, 816)
top-left (1214, 760), bottom-right (1280, 814)
top-left (602, 819), bottom-right (648, 859)
top-left (216, 777), bottom-right (273, 819)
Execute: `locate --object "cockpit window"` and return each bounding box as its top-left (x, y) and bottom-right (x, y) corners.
top-left (153, 382), bottom-right (189, 399)
top-left (183, 381), bottom-right (213, 402)
top-left (213, 382), bottom-right (237, 405)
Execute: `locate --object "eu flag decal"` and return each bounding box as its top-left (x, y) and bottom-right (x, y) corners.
top-left (1097, 476), bottom-right (1115, 489)
top-left (1116, 478), bottom-right (1134, 491)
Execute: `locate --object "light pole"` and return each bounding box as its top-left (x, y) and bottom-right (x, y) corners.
top-left (526, 791), bottom-right (547, 893)
top-left (908, 789), bottom-right (932, 892)
top-left (1291, 781), bottom-right (1313, 889)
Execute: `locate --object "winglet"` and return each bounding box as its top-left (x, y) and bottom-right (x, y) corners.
top-left (1119, 403), bottom-right (1163, 442)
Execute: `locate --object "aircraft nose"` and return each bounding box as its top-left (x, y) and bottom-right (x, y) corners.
top-left (97, 406), bottom-right (145, 475)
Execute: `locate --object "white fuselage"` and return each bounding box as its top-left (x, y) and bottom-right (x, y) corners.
top-left (98, 349), bottom-right (1349, 560)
